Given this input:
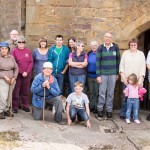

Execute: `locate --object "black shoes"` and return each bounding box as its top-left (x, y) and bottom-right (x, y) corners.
top-left (4, 110), bottom-right (14, 117)
top-left (0, 111), bottom-right (5, 119)
top-left (57, 121), bottom-right (66, 125)
top-left (120, 116), bottom-right (125, 119)
top-left (13, 109), bottom-right (18, 113)
top-left (96, 111), bottom-right (113, 120)
top-left (97, 111), bottom-right (104, 118)
top-left (106, 112), bottom-right (112, 118)
top-left (90, 107), bottom-right (97, 114)
top-left (23, 107), bottom-right (30, 112)
top-left (147, 113), bottom-right (150, 121)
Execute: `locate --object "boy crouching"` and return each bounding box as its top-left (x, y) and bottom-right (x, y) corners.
top-left (66, 81), bottom-right (91, 128)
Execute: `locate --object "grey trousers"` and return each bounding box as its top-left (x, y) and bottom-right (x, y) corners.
top-left (33, 96), bottom-right (63, 122)
top-left (87, 77), bottom-right (99, 108)
top-left (97, 75), bottom-right (116, 112)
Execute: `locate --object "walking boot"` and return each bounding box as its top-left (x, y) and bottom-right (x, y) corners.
top-left (4, 110), bottom-right (14, 117)
top-left (0, 111), bottom-right (5, 119)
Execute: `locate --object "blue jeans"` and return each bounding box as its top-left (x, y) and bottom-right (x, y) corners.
top-left (69, 107), bottom-right (89, 122)
top-left (53, 73), bottom-right (64, 94)
top-left (69, 75), bottom-right (86, 93)
top-left (126, 98), bottom-right (139, 120)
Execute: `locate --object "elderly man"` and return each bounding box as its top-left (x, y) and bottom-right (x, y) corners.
top-left (6, 30), bottom-right (19, 52)
top-left (96, 32), bottom-right (120, 119)
top-left (31, 62), bottom-right (65, 125)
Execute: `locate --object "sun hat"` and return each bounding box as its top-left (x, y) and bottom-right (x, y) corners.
top-left (0, 42), bottom-right (10, 51)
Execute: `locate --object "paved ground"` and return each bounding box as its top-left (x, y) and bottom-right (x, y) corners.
top-left (0, 108), bottom-right (150, 150)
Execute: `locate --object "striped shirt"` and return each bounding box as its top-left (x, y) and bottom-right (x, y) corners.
top-left (96, 43), bottom-right (120, 76)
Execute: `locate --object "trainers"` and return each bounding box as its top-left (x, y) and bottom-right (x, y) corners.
top-left (106, 112), bottom-right (112, 118)
top-left (126, 119), bottom-right (130, 124)
top-left (57, 121), bottom-right (66, 125)
top-left (22, 107), bottom-right (30, 112)
top-left (4, 110), bottom-right (14, 117)
top-left (13, 109), bottom-right (18, 113)
top-left (0, 111), bottom-right (5, 119)
top-left (134, 120), bottom-right (140, 124)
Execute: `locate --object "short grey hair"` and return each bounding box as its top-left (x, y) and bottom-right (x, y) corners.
top-left (90, 40), bottom-right (98, 46)
top-left (75, 40), bottom-right (84, 47)
top-left (17, 35), bottom-right (26, 43)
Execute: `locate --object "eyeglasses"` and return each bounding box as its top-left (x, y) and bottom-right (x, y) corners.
top-left (18, 41), bottom-right (25, 44)
top-left (130, 44), bottom-right (137, 47)
top-left (105, 36), bottom-right (112, 38)
top-left (77, 45), bottom-right (85, 47)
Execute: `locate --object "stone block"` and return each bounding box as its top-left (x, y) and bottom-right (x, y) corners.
top-left (87, 0), bottom-right (103, 9)
top-left (55, 7), bottom-right (74, 17)
top-left (26, 24), bottom-right (46, 35)
top-left (73, 8), bottom-right (81, 16)
top-left (72, 23), bottom-right (91, 30)
top-left (102, 0), bottom-right (119, 8)
top-left (26, 6), bottom-right (40, 23)
top-left (72, 30), bottom-right (85, 38)
top-left (81, 8), bottom-right (98, 18)
top-left (55, 0), bottom-right (75, 7)
top-left (74, 0), bottom-right (87, 7)
top-left (96, 9), bottom-right (112, 18)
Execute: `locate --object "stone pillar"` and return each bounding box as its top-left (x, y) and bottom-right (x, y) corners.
top-left (0, 0), bottom-right (21, 41)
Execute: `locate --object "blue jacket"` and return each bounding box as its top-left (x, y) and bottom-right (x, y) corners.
top-left (48, 45), bottom-right (70, 74)
top-left (87, 50), bottom-right (97, 78)
top-left (30, 73), bottom-right (61, 108)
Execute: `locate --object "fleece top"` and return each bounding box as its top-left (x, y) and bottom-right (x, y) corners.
top-left (11, 47), bottom-right (33, 75)
top-left (0, 54), bottom-right (18, 79)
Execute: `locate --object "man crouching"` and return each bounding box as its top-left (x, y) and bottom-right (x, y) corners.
top-left (30, 62), bottom-right (65, 125)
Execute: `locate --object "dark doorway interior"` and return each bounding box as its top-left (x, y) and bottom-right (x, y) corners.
top-left (138, 29), bottom-right (150, 110)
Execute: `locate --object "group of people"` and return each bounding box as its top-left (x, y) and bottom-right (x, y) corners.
top-left (0, 29), bottom-right (150, 128)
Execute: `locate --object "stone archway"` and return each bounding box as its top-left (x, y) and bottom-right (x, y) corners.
top-left (120, 14), bottom-right (150, 50)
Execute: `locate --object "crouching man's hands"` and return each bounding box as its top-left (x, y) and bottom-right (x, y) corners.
top-left (42, 80), bottom-right (50, 89)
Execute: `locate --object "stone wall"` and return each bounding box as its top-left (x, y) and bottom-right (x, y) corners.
top-left (26, 0), bottom-right (150, 52)
top-left (0, 0), bottom-right (21, 41)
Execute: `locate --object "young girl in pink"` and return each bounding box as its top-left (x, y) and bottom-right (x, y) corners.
top-left (124, 73), bottom-right (142, 124)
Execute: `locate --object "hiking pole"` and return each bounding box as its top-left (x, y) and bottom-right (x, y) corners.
top-left (10, 84), bottom-right (13, 119)
top-left (43, 87), bottom-right (46, 124)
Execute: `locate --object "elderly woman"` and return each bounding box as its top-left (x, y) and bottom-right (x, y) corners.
top-left (68, 41), bottom-right (88, 92)
top-left (32, 37), bottom-right (48, 77)
top-left (119, 38), bottom-right (146, 119)
top-left (87, 41), bottom-right (99, 113)
top-left (0, 42), bottom-right (18, 119)
top-left (11, 36), bottom-right (33, 113)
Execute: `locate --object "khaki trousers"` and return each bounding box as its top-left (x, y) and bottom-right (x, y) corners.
top-left (0, 79), bottom-right (14, 113)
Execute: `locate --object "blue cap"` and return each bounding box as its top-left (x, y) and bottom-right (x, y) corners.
top-left (0, 42), bottom-right (10, 51)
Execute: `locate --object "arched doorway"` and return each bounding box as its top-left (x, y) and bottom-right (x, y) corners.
top-left (138, 29), bottom-right (150, 110)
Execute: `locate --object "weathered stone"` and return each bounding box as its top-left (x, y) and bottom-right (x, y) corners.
top-left (81, 8), bottom-right (98, 18)
top-left (0, 0), bottom-right (21, 41)
top-left (73, 8), bottom-right (81, 16)
top-left (87, 0), bottom-right (103, 9)
top-left (26, 24), bottom-right (46, 35)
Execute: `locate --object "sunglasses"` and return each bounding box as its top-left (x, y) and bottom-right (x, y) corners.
top-left (18, 41), bottom-right (25, 44)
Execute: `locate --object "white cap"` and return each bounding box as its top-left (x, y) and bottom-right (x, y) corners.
top-left (43, 62), bottom-right (53, 69)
